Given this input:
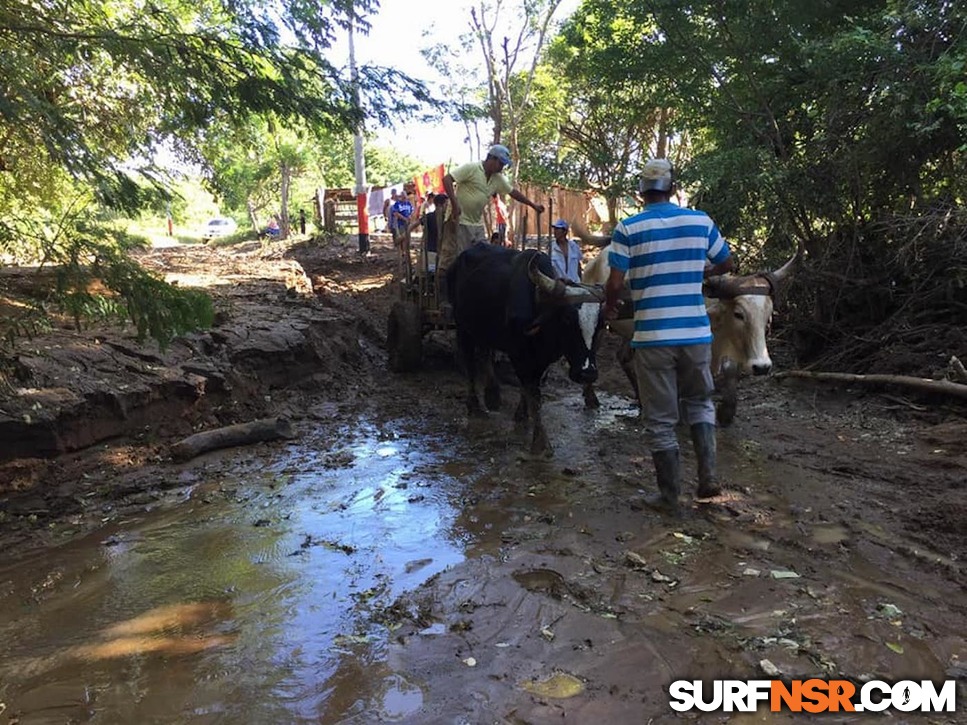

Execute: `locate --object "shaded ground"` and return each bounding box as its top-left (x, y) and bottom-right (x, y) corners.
top-left (0, 236), bottom-right (965, 722)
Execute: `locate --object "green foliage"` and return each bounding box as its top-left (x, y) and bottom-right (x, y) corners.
top-left (519, 4), bottom-right (677, 221)
top-left (510, 64), bottom-right (575, 187)
top-left (0, 0), bottom-right (434, 347)
top-left (455, 0), bottom-right (569, 187)
top-left (88, 254), bottom-right (214, 350)
top-left (560, 0), bottom-right (967, 368)
top-left (421, 34), bottom-right (490, 155)
top-left (200, 112), bottom-right (425, 229)
top-left (1, 302), bottom-right (52, 349)
top-left (0, 205), bottom-right (213, 350)
top-left (0, 0), bottom-right (409, 199)
top-left (559, 0), bottom-right (966, 231)
top-left (364, 145), bottom-right (427, 188)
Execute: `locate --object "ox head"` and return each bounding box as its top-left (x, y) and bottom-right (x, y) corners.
top-left (527, 258), bottom-right (606, 385)
top-left (704, 245), bottom-right (801, 376)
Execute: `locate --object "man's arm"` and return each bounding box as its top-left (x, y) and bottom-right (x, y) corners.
top-left (704, 256), bottom-right (735, 278)
top-left (705, 222), bottom-right (732, 277)
top-left (603, 267), bottom-right (625, 320)
top-left (443, 173), bottom-right (460, 222)
top-left (509, 189), bottom-right (545, 215)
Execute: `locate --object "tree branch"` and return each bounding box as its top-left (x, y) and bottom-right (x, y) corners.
top-left (776, 370), bottom-right (967, 401)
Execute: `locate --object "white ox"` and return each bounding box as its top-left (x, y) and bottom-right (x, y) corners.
top-left (579, 241), bottom-right (799, 425)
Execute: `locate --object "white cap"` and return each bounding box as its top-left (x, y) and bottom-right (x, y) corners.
top-left (640, 158), bottom-right (674, 192)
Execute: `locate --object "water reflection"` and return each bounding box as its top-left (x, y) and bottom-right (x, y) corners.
top-left (0, 419), bottom-right (468, 723)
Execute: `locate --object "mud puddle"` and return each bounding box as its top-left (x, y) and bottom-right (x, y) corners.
top-left (1, 381), bottom-right (965, 723)
top-left (0, 418), bottom-right (475, 724)
top-left (0, 385), bottom-right (645, 724)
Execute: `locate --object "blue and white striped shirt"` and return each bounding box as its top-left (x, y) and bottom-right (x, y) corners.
top-left (608, 202), bottom-right (731, 347)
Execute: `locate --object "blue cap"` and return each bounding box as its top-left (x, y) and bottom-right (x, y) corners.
top-left (487, 144), bottom-right (512, 169)
top-left (551, 218), bottom-right (569, 230)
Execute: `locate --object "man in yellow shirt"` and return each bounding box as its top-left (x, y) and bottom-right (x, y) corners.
top-left (439, 145), bottom-right (545, 286)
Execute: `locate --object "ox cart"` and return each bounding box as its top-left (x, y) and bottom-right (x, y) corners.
top-left (386, 206), bottom-right (554, 373)
top-left (386, 228), bottom-right (452, 372)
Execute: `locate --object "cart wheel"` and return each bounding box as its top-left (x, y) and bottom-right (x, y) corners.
top-left (387, 301), bottom-right (423, 372)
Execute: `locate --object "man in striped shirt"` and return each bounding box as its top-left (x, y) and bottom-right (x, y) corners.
top-left (603, 159), bottom-right (735, 516)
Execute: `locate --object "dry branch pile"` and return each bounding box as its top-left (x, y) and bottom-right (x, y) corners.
top-left (781, 205), bottom-right (967, 380)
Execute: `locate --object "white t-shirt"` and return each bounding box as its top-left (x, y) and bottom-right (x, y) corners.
top-left (551, 239), bottom-right (582, 283)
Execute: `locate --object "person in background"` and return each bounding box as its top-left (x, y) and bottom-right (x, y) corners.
top-left (391, 191), bottom-right (414, 248)
top-left (439, 144), bottom-right (544, 298)
top-left (492, 192), bottom-right (508, 244)
top-left (549, 218), bottom-right (582, 283)
top-left (409, 193), bottom-right (446, 275)
top-left (383, 189), bottom-right (398, 234)
top-left (420, 190), bottom-right (436, 218)
top-left (603, 158), bottom-right (735, 517)
top-left (265, 216), bottom-right (280, 239)
top-left (298, 209), bottom-right (307, 235)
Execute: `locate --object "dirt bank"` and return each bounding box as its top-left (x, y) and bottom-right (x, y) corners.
top-left (0, 237), bottom-right (394, 546)
top-left (0, 235), bottom-right (965, 721)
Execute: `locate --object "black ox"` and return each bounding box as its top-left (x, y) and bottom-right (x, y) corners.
top-left (447, 243), bottom-right (605, 456)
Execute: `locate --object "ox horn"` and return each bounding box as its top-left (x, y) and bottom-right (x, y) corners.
top-left (570, 220), bottom-right (612, 248)
top-left (703, 275), bottom-right (745, 299)
top-left (528, 257), bottom-right (565, 296)
top-left (562, 282), bottom-right (606, 303)
top-left (528, 256), bottom-right (607, 303)
top-left (769, 239), bottom-right (805, 286)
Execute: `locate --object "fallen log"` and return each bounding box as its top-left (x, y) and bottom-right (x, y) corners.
top-left (170, 417), bottom-right (296, 461)
top-left (775, 370), bottom-right (967, 401)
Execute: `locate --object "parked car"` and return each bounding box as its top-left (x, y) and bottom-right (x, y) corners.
top-left (201, 217), bottom-right (238, 241)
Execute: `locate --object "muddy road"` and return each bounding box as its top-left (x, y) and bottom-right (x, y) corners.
top-left (0, 237), bottom-right (965, 723)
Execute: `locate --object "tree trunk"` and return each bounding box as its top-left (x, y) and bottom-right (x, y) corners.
top-left (280, 161), bottom-right (291, 239)
top-left (314, 187), bottom-right (325, 227)
top-left (246, 199), bottom-right (259, 233)
top-left (471, 4), bottom-right (502, 145)
top-left (471, 0), bottom-right (561, 169)
top-left (170, 417), bottom-right (296, 462)
top-left (656, 107), bottom-right (670, 158)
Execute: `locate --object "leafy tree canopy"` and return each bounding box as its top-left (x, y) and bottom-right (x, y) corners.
top-left (0, 0), bottom-right (428, 208)
top-left (0, 0), bottom-right (431, 347)
top-left (559, 0), bottom-right (966, 249)
top-left (559, 0), bottom-right (967, 369)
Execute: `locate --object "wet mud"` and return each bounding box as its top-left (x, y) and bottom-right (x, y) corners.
top-left (1, 236), bottom-right (965, 723)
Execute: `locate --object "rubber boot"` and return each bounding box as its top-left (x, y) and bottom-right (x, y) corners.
top-left (691, 422), bottom-right (722, 498)
top-left (644, 449), bottom-right (681, 517)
